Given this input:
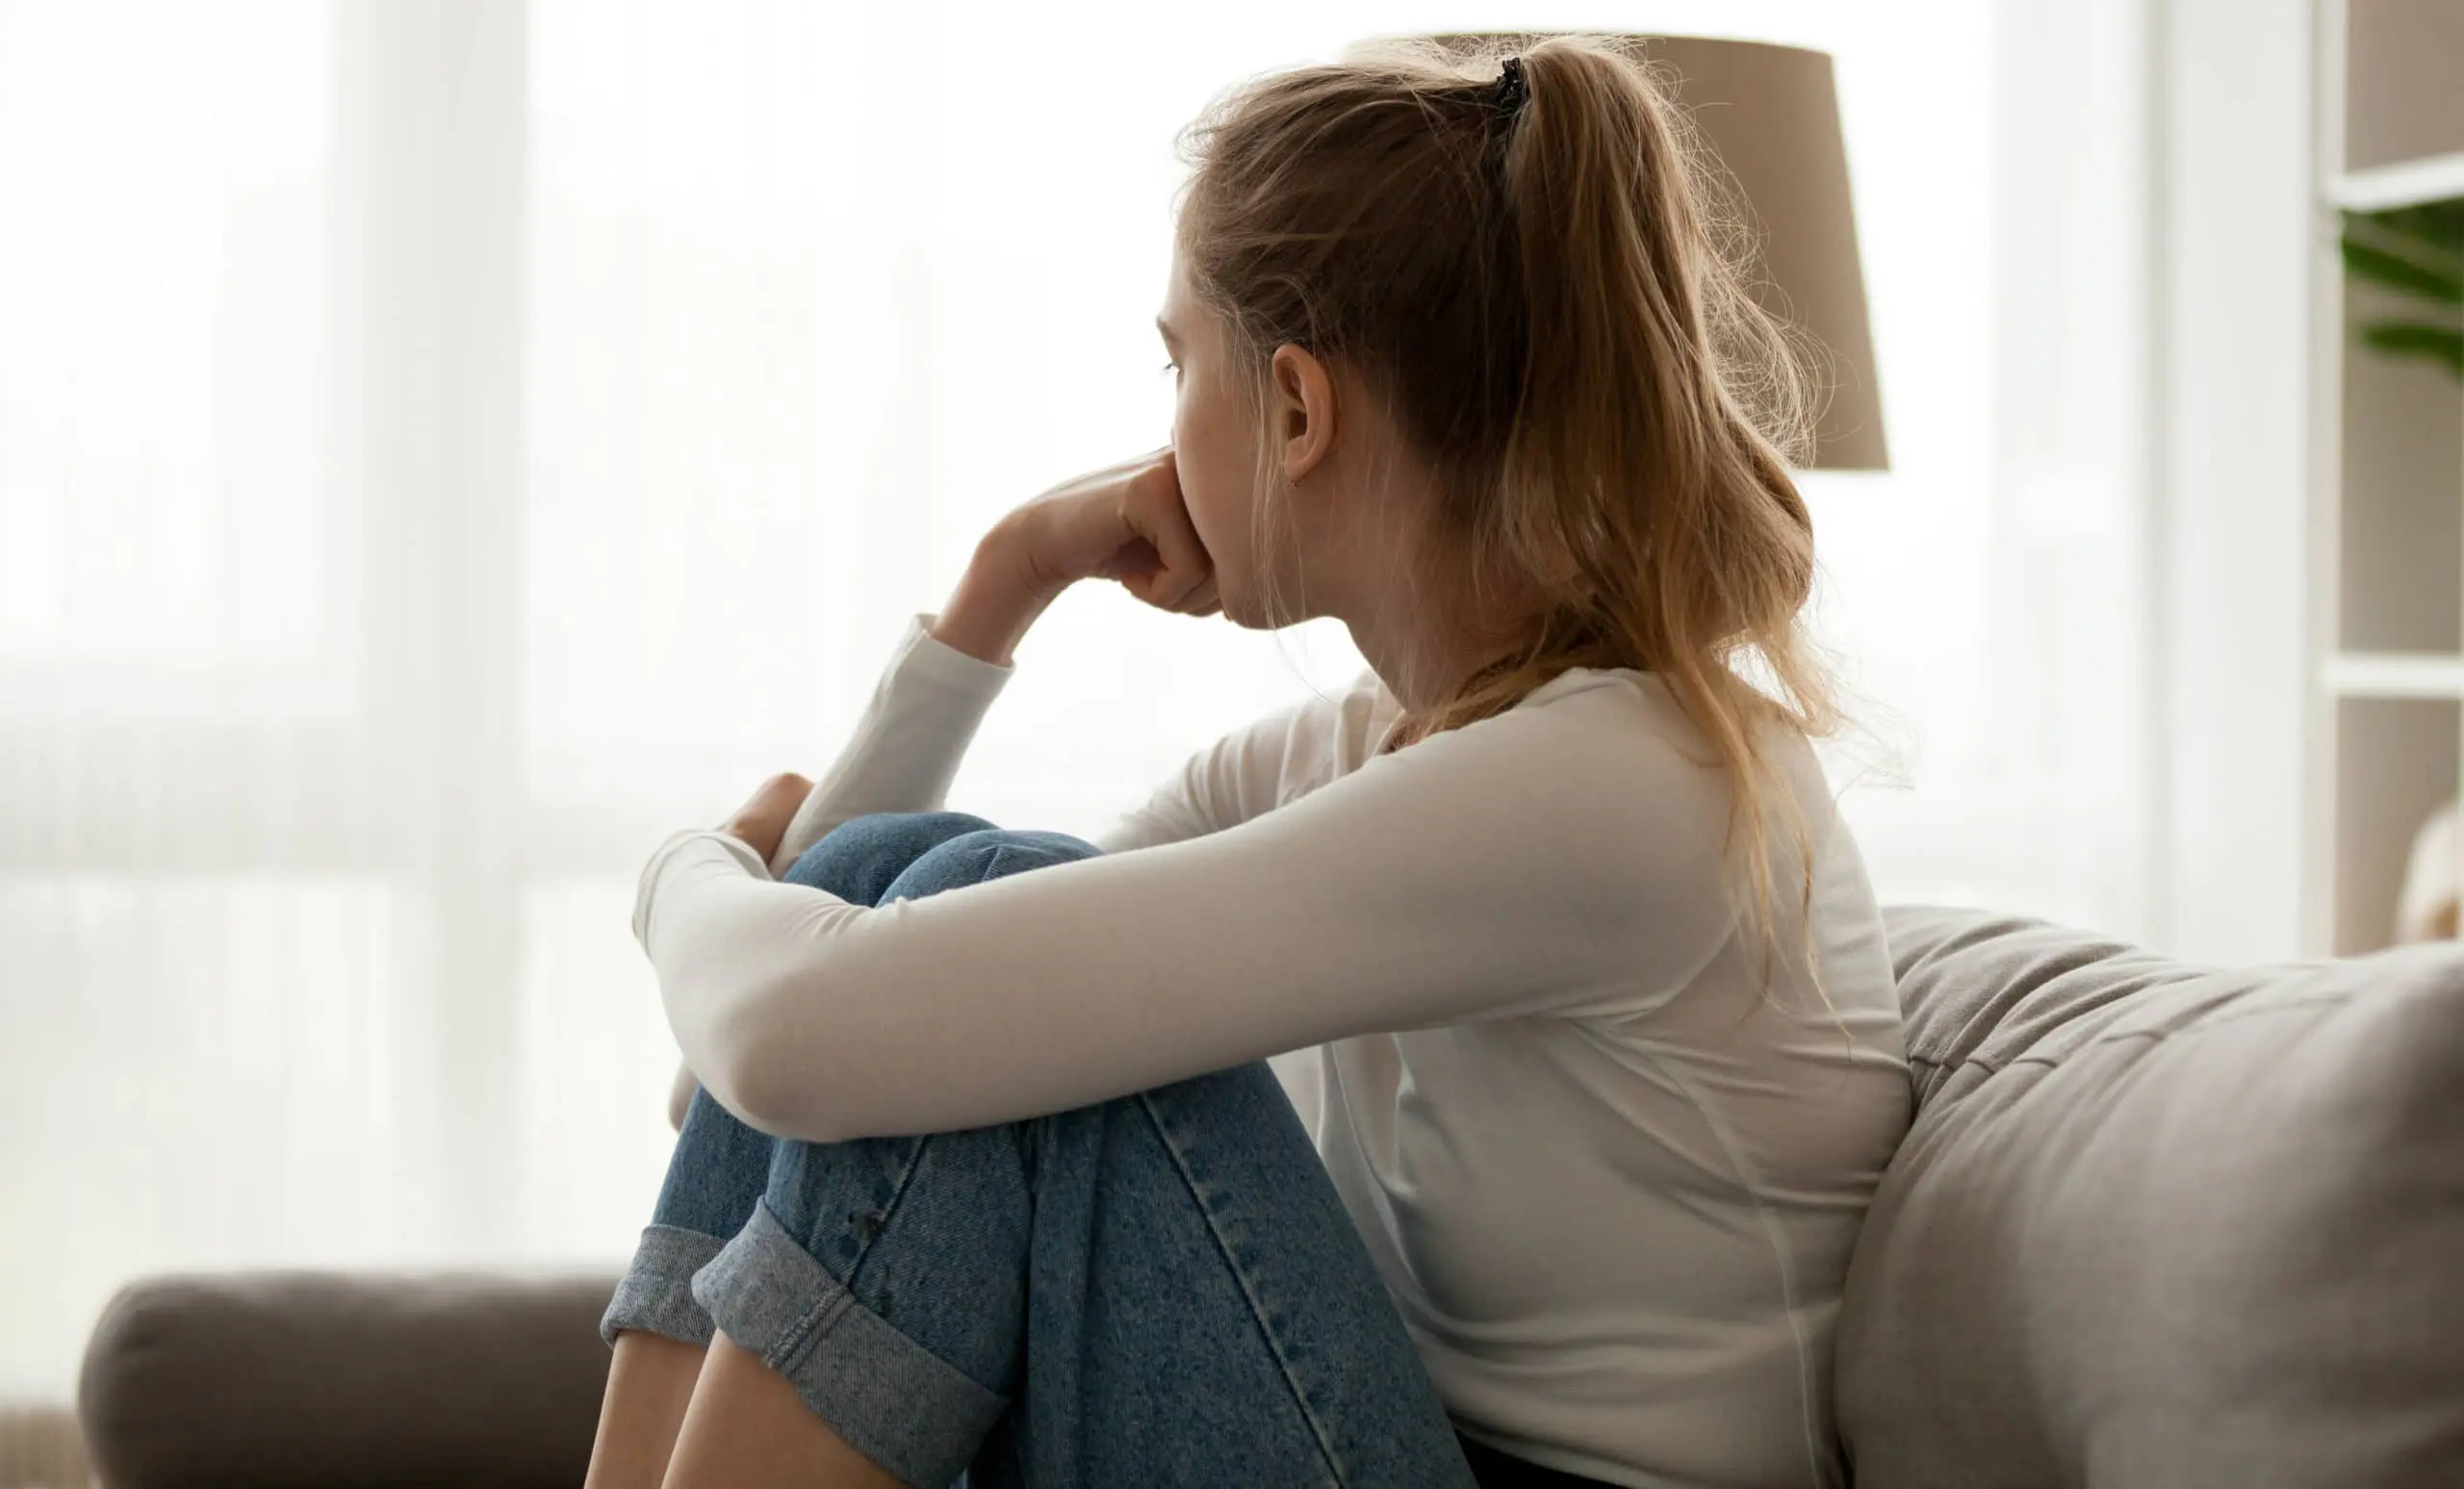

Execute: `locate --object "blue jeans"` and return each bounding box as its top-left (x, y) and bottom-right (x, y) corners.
top-left (603, 811), bottom-right (1479, 1489)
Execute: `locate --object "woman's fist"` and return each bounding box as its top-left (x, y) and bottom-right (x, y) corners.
top-left (932, 448), bottom-right (1221, 667)
top-left (1014, 448), bottom-right (1218, 615)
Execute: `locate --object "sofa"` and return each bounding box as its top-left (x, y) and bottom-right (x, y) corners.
top-left (74, 907), bottom-right (2464, 1487)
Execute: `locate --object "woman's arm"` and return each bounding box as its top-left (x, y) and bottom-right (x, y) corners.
top-left (1094, 670), bottom-right (1398, 853)
top-left (769, 448), bottom-right (1217, 874)
top-left (665, 448), bottom-right (1220, 1118)
top-left (638, 684), bottom-right (1739, 1144)
top-left (761, 616), bottom-right (1015, 876)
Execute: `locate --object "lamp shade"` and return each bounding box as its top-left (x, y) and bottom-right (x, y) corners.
top-left (1427, 36), bottom-right (1887, 471)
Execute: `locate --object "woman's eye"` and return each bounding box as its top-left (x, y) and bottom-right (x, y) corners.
top-left (1161, 360), bottom-right (1181, 378)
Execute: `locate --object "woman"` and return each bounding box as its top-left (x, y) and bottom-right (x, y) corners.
top-left (585, 36), bottom-right (1910, 1489)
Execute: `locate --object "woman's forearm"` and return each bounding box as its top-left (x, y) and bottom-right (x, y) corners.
top-left (760, 617), bottom-right (1014, 876)
top-left (932, 513), bottom-right (1064, 667)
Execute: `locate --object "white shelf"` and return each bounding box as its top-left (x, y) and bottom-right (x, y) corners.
top-left (2315, 2), bottom-right (2464, 957)
top-left (2332, 151), bottom-right (2464, 212)
top-left (2324, 652), bottom-right (2464, 699)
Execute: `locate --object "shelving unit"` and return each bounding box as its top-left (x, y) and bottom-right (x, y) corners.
top-left (2311, 0), bottom-right (2464, 952)
top-left (2333, 152), bottom-right (2464, 214)
top-left (2322, 652), bottom-right (2464, 701)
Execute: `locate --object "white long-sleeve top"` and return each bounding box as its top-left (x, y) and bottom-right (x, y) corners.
top-left (634, 616), bottom-right (1911, 1489)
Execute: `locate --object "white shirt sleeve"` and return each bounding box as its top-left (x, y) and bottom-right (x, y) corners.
top-left (662, 614), bottom-right (1007, 1126)
top-left (657, 612), bottom-right (1346, 1124)
top-left (762, 614), bottom-right (1015, 878)
top-left (1095, 670), bottom-right (1399, 853)
top-left (633, 679), bottom-right (1738, 1143)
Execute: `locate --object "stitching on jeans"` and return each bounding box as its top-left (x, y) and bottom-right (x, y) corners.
top-left (1137, 1088), bottom-right (1348, 1489)
top-left (842, 1138), bottom-right (932, 1294)
top-left (768, 1137), bottom-right (927, 1370)
top-left (769, 1281), bottom-right (853, 1373)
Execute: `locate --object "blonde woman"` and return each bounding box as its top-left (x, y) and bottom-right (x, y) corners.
top-left (586, 38), bottom-right (1910, 1489)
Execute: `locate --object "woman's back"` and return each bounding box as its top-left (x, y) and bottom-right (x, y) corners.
top-left (1110, 666), bottom-right (1911, 1486)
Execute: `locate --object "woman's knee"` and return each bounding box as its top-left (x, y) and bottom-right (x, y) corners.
top-left (714, 1122), bottom-right (1036, 1429)
top-left (646, 1085), bottom-right (784, 1237)
top-left (782, 811), bottom-right (998, 903)
top-left (881, 827), bottom-right (1100, 901)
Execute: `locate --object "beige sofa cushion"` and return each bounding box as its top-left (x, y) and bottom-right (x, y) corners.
top-left (1838, 908), bottom-right (2464, 1487)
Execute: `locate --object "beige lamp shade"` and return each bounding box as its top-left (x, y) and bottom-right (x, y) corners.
top-left (1428, 35), bottom-right (1888, 471)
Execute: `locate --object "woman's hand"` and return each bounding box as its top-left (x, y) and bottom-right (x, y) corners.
top-left (934, 448), bottom-right (1217, 666)
top-left (721, 772), bottom-right (812, 868)
top-left (1014, 448), bottom-right (1217, 611)
top-left (662, 773), bottom-right (808, 1119)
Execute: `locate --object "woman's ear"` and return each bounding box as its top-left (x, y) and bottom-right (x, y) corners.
top-left (1270, 344), bottom-right (1337, 485)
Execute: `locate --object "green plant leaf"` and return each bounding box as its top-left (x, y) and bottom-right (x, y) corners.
top-left (2344, 201), bottom-right (2464, 379)
top-left (2341, 234), bottom-right (2464, 305)
top-left (2374, 199), bottom-right (2464, 249)
top-left (2360, 320), bottom-right (2464, 376)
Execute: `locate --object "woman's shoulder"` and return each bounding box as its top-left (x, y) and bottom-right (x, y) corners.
top-left (1400, 666), bottom-right (1845, 870)
top-left (1467, 665), bottom-right (1745, 783)
top-left (1508, 666), bottom-right (1832, 789)
top-left (1308, 663), bottom-right (1841, 858)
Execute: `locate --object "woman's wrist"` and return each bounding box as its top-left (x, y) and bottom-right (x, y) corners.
top-left (932, 513), bottom-right (1065, 666)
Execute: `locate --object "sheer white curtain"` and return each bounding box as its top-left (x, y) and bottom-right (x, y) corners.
top-left (0, 0), bottom-right (2155, 1399)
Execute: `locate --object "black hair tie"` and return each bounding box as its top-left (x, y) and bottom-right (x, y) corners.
top-left (1495, 55), bottom-right (1528, 117)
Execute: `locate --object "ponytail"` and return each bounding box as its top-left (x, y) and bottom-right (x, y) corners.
top-left (1182, 36), bottom-right (1838, 988)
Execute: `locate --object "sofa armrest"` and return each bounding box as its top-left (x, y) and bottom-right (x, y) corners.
top-left (79, 1270), bottom-right (621, 1489)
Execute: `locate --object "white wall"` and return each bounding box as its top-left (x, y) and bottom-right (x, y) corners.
top-left (2154, 0), bottom-right (2319, 963)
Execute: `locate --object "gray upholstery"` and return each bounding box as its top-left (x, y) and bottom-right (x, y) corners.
top-left (1839, 907), bottom-right (2464, 1487)
top-left (79, 1270), bottom-right (619, 1489)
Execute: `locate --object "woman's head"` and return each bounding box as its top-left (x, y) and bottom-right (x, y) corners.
top-left (1168, 35), bottom-right (1840, 954)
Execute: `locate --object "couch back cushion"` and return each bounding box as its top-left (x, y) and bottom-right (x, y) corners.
top-left (1836, 907), bottom-right (2464, 1488)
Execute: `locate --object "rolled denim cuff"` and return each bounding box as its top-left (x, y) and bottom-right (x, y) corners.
top-left (599, 1223), bottom-right (730, 1348)
top-left (693, 1201), bottom-right (1007, 1489)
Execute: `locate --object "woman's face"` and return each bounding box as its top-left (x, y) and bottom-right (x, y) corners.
top-left (1159, 252), bottom-right (1273, 627)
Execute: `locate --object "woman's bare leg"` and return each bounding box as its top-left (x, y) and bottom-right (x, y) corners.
top-left (583, 1330), bottom-right (707, 1489)
top-left (658, 1332), bottom-right (902, 1489)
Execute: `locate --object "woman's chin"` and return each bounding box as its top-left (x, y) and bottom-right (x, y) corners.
top-left (1223, 596), bottom-right (1288, 631)
top-left (1214, 578), bottom-right (1331, 632)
